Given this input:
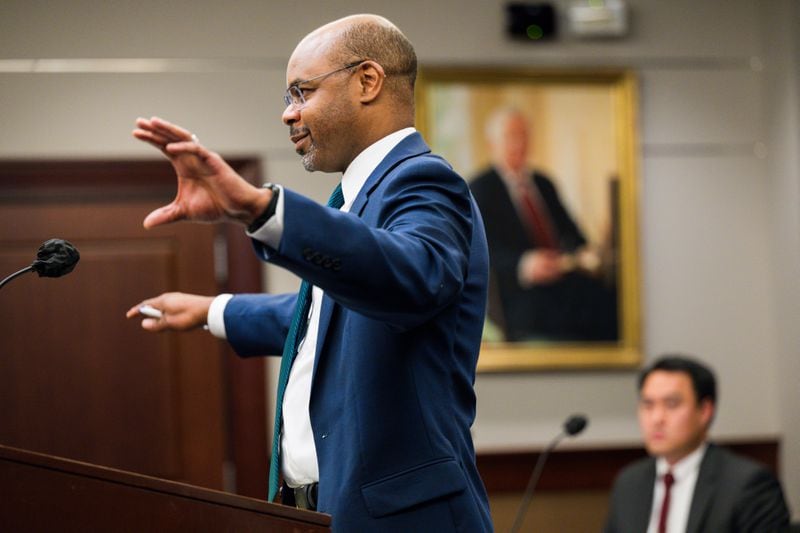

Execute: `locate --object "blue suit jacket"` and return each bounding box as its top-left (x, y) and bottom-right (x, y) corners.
top-left (222, 133), bottom-right (493, 531)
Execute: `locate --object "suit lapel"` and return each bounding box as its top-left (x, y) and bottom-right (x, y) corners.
top-left (686, 445), bottom-right (718, 533)
top-left (311, 293), bottom-right (336, 381)
top-left (487, 169), bottom-right (518, 217)
top-left (311, 131), bottom-right (431, 380)
top-left (632, 460), bottom-right (657, 532)
top-left (349, 132), bottom-right (432, 217)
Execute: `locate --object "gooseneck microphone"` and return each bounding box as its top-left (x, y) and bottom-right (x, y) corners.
top-left (0, 239), bottom-right (80, 290)
top-left (563, 414), bottom-right (588, 437)
top-left (509, 414), bottom-right (589, 533)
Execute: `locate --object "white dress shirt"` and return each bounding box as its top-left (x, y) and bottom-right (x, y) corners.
top-left (646, 443), bottom-right (708, 533)
top-left (208, 127), bottom-right (416, 487)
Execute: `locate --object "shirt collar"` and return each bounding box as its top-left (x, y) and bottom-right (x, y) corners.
top-left (495, 163), bottom-right (533, 187)
top-left (656, 442), bottom-right (708, 480)
top-left (340, 127), bottom-right (416, 209)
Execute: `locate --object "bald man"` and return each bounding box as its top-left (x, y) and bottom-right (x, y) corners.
top-left (128, 15), bottom-right (493, 532)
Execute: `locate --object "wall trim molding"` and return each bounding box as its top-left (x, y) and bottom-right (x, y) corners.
top-left (477, 438), bottom-right (780, 492)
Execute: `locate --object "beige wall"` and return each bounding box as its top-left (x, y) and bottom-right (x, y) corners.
top-left (1, 0), bottom-right (798, 520)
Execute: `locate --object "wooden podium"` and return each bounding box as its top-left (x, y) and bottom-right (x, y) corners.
top-left (0, 444), bottom-right (331, 532)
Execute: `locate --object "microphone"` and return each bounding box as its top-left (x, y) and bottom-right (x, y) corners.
top-left (564, 414), bottom-right (587, 436)
top-left (509, 414), bottom-right (589, 533)
top-left (0, 239), bottom-right (80, 290)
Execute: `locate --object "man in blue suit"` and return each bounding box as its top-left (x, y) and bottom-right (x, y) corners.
top-left (127, 14), bottom-right (493, 532)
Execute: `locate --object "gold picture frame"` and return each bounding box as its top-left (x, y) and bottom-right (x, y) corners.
top-left (416, 67), bottom-right (641, 372)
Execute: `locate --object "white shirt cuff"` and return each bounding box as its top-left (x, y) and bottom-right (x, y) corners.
top-left (245, 184), bottom-right (284, 249)
top-left (207, 293), bottom-right (234, 339)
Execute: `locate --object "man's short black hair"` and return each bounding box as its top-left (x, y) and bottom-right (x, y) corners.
top-left (638, 354), bottom-right (717, 405)
top-left (333, 18), bottom-right (417, 97)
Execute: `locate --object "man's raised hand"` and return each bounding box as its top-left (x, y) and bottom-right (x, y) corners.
top-left (132, 116), bottom-right (270, 229)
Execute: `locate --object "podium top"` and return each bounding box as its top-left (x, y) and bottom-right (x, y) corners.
top-left (0, 444), bottom-right (331, 532)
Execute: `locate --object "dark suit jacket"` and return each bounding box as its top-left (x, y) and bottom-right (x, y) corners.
top-left (221, 133), bottom-right (493, 532)
top-left (469, 167), bottom-right (616, 341)
top-left (605, 444), bottom-right (790, 533)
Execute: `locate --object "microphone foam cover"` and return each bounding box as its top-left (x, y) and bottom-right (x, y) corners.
top-left (564, 414), bottom-right (588, 436)
top-left (31, 238), bottom-right (80, 278)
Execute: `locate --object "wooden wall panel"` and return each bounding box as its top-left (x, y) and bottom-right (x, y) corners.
top-left (0, 160), bottom-right (265, 493)
top-left (0, 199), bottom-right (222, 486)
top-left (477, 438), bottom-right (781, 492)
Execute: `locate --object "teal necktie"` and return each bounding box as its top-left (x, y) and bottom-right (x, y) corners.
top-left (268, 183), bottom-right (344, 502)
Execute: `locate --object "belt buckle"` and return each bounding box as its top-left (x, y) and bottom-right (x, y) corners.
top-left (293, 482), bottom-right (318, 511)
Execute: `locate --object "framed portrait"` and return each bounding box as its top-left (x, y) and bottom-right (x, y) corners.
top-left (416, 67), bottom-right (641, 372)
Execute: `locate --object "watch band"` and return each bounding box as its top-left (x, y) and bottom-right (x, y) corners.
top-left (247, 183), bottom-right (280, 233)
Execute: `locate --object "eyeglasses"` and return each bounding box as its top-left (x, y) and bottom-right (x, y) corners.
top-left (283, 60), bottom-right (366, 108)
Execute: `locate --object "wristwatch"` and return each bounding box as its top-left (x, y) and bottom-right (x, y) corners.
top-left (247, 183), bottom-right (280, 233)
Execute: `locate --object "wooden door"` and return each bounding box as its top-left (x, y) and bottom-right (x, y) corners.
top-left (0, 160), bottom-right (266, 493)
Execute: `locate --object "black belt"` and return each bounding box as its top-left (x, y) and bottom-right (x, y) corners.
top-left (281, 482), bottom-right (318, 511)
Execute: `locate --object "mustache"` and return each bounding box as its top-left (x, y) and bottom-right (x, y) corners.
top-left (290, 126), bottom-right (310, 138)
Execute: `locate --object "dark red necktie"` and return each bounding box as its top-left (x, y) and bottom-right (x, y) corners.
top-left (657, 471), bottom-right (675, 533)
top-left (516, 182), bottom-right (557, 249)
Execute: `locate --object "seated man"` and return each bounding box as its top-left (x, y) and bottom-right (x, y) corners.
top-left (605, 355), bottom-right (790, 533)
top-left (469, 107), bottom-right (617, 342)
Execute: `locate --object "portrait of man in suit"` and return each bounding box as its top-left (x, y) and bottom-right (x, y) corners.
top-left (417, 72), bottom-right (642, 369)
top-left (604, 355), bottom-right (790, 533)
top-left (470, 107), bottom-right (618, 342)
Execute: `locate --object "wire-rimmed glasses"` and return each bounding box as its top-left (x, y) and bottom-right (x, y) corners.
top-left (283, 60), bottom-right (366, 108)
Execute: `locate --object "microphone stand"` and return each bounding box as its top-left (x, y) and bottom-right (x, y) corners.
top-left (509, 430), bottom-right (567, 533)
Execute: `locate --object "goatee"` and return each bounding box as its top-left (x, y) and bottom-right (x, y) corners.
top-left (301, 146), bottom-right (317, 171)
